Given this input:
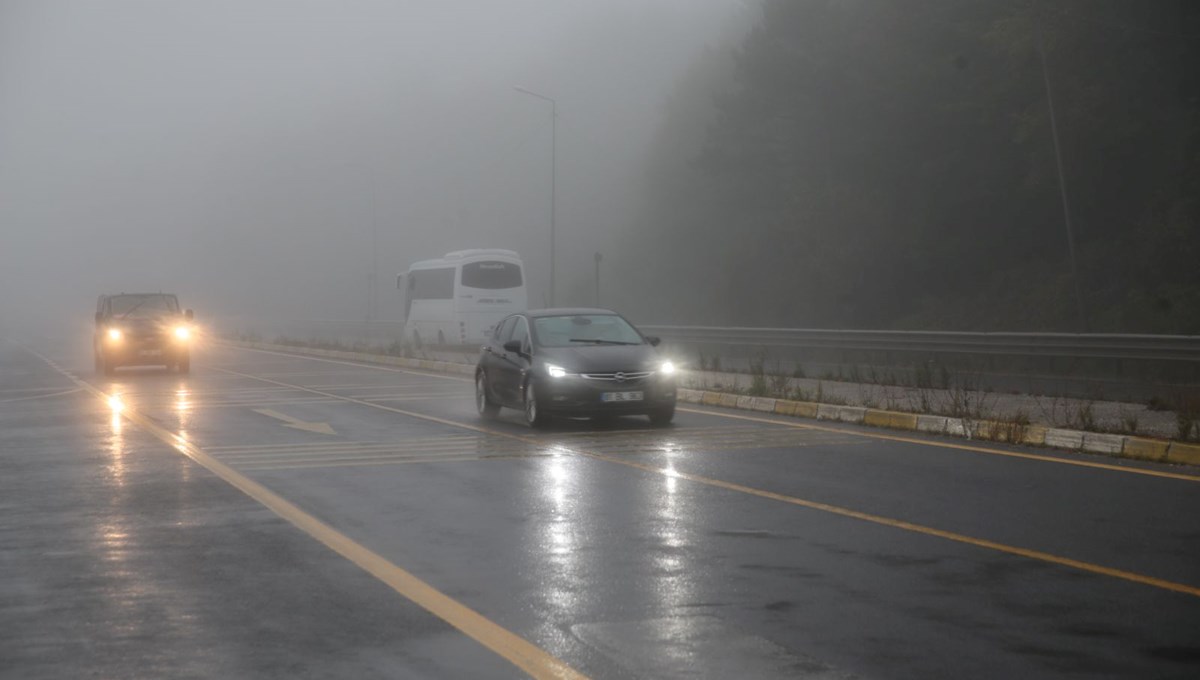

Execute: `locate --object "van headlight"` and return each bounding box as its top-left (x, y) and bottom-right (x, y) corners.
top-left (545, 363), bottom-right (568, 378)
top-left (659, 360), bottom-right (676, 376)
top-left (107, 328), bottom-right (123, 342)
top-left (173, 326), bottom-right (192, 341)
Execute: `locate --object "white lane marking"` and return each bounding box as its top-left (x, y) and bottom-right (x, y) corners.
top-left (0, 387), bottom-right (84, 404)
top-left (218, 344), bottom-right (470, 382)
top-left (252, 408), bottom-right (337, 435)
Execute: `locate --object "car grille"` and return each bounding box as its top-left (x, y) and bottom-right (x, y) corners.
top-left (579, 370), bottom-right (654, 384)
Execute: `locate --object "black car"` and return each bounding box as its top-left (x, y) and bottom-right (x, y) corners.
top-left (94, 293), bottom-right (195, 375)
top-left (475, 308), bottom-right (677, 427)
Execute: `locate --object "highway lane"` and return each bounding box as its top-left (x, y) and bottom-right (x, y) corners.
top-left (3, 339), bottom-right (1200, 679)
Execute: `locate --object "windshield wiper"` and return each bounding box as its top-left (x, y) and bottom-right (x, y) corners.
top-left (569, 338), bottom-right (640, 345)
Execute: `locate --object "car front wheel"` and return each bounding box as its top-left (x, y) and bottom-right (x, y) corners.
top-left (476, 371), bottom-right (499, 418)
top-left (524, 381), bottom-right (547, 428)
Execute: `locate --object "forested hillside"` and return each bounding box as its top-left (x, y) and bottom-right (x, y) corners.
top-left (612, 0), bottom-right (1200, 333)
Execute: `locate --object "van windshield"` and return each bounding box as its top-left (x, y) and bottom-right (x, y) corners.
top-left (111, 294), bottom-right (179, 318)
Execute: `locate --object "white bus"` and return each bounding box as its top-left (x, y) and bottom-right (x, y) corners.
top-left (397, 249), bottom-right (527, 346)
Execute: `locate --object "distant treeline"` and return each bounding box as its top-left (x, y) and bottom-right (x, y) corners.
top-left (613, 0), bottom-right (1200, 333)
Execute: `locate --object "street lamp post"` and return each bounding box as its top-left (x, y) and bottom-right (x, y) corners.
top-left (594, 251), bottom-right (602, 307)
top-left (342, 163), bottom-right (379, 326)
top-left (367, 175), bottom-right (379, 324)
top-left (514, 86), bottom-right (556, 307)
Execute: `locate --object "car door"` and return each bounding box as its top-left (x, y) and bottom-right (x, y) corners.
top-left (480, 316), bottom-right (510, 396)
top-left (494, 315), bottom-right (531, 406)
top-left (484, 316), bottom-right (516, 405)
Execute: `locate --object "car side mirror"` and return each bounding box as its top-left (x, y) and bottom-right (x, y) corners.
top-left (646, 336), bottom-right (661, 347)
top-left (503, 340), bottom-right (523, 354)
top-left (184, 309), bottom-right (194, 320)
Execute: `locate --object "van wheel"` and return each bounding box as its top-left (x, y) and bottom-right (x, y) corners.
top-left (412, 330), bottom-right (422, 348)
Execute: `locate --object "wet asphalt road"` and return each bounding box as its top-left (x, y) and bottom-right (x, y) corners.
top-left (2, 338), bottom-right (1200, 679)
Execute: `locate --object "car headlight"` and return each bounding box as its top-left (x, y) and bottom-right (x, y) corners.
top-left (174, 326), bottom-right (191, 341)
top-left (545, 363), bottom-right (568, 378)
top-left (659, 360), bottom-right (676, 376)
top-left (107, 328), bottom-right (123, 341)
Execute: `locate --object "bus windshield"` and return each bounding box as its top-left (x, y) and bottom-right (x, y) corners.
top-left (460, 261), bottom-right (522, 289)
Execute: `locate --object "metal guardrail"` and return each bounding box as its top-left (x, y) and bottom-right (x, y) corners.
top-left (222, 318), bottom-right (1200, 395)
top-left (228, 318), bottom-right (1200, 363)
top-left (637, 326), bottom-right (1200, 363)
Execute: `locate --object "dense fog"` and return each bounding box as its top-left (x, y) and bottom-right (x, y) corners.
top-left (4, 0), bottom-right (1197, 339)
top-left (0, 0), bottom-right (753, 336)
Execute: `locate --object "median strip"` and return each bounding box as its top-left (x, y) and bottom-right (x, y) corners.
top-left (222, 339), bottom-right (1200, 471)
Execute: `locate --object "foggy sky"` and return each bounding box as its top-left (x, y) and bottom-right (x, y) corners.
top-left (0, 0), bottom-right (754, 336)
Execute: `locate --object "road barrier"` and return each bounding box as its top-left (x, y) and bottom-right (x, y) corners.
top-left (637, 326), bottom-right (1200, 363)
top-left (219, 318), bottom-right (1200, 398)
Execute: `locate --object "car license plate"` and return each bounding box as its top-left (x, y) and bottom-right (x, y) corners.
top-left (138, 349), bottom-right (163, 357)
top-left (601, 391), bottom-right (643, 402)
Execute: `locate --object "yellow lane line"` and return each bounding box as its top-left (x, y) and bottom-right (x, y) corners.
top-left (34, 360), bottom-right (587, 680)
top-left (678, 407), bottom-right (1200, 484)
top-left (590, 451), bottom-right (1200, 598)
top-left (216, 366), bottom-right (1200, 599)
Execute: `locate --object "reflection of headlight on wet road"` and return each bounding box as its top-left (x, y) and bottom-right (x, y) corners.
top-left (108, 395), bottom-right (124, 412)
top-left (173, 326), bottom-right (191, 341)
top-left (107, 328), bottom-right (122, 341)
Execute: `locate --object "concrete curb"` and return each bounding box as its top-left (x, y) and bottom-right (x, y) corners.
top-left (677, 392), bottom-right (1196, 467)
top-left (224, 340), bottom-right (1197, 468)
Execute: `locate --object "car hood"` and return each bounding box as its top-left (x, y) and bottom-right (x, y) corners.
top-left (535, 344), bottom-right (662, 373)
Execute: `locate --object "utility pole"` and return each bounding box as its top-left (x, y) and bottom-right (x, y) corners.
top-left (1036, 18), bottom-right (1088, 332)
top-left (368, 175), bottom-right (378, 323)
top-left (514, 86), bottom-right (557, 307)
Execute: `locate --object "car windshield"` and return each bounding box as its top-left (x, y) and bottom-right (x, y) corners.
top-left (111, 294), bottom-right (179, 318)
top-left (532, 314), bottom-right (644, 348)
